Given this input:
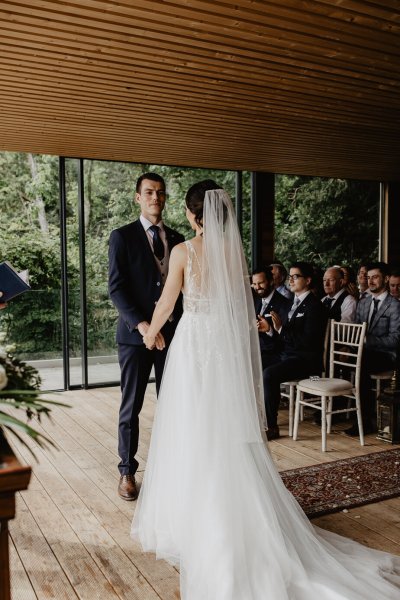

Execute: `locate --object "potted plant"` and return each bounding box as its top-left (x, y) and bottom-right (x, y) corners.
top-left (0, 344), bottom-right (67, 458)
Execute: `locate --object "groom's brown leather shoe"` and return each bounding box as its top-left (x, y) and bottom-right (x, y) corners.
top-left (118, 474), bottom-right (138, 500)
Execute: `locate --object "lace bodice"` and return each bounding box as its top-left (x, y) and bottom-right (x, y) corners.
top-left (183, 240), bottom-right (209, 313)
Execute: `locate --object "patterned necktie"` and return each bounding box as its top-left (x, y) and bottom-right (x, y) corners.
top-left (288, 296), bottom-right (300, 320)
top-left (149, 225), bottom-right (165, 261)
top-left (369, 298), bottom-right (380, 329)
top-left (323, 297), bottom-right (334, 309)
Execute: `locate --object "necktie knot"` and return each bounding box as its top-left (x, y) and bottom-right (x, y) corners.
top-left (149, 225), bottom-right (165, 261)
top-left (323, 297), bottom-right (334, 309)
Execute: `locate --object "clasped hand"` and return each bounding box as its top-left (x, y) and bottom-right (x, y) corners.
top-left (138, 321), bottom-right (166, 351)
top-left (256, 310), bottom-right (282, 333)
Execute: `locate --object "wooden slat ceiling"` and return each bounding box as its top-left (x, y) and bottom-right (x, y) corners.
top-left (0, 1), bottom-right (399, 180)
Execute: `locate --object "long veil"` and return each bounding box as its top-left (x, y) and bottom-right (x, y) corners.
top-left (201, 188), bottom-right (267, 437)
top-left (132, 187), bottom-right (400, 600)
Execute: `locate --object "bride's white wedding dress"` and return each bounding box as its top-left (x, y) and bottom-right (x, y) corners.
top-left (132, 193), bottom-right (400, 599)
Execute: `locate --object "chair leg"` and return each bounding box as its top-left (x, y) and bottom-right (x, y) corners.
top-left (293, 389), bottom-right (302, 440)
top-left (321, 396), bottom-right (327, 452)
top-left (288, 384), bottom-right (295, 437)
top-left (375, 379), bottom-right (381, 417)
top-left (355, 395), bottom-right (365, 446)
top-left (327, 396), bottom-right (333, 434)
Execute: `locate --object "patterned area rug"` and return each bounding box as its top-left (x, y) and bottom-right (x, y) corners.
top-left (280, 448), bottom-right (400, 518)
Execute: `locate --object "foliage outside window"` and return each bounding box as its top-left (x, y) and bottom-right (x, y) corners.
top-left (0, 152), bottom-right (379, 366)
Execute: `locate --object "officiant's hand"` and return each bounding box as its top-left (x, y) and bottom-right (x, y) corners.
top-left (0, 292), bottom-right (7, 310)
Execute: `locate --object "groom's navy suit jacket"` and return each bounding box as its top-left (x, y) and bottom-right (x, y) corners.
top-left (108, 219), bottom-right (185, 346)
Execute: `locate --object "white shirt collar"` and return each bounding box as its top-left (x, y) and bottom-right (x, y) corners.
top-left (371, 290), bottom-right (388, 302)
top-left (295, 290), bottom-right (311, 304)
top-left (261, 290), bottom-right (274, 305)
top-left (140, 214), bottom-right (164, 232)
top-left (323, 288), bottom-right (346, 303)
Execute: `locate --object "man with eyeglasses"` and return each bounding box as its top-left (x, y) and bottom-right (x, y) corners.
top-left (262, 262), bottom-right (328, 440)
top-left (321, 266), bottom-right (356, 323)
top-left (109, 172), bottom-right (185, 500)
top-left (345, 261), bottom-right (400, 436)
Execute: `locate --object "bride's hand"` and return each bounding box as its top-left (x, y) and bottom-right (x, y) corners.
top-left (155, 332), bottom-right (166, 351)
top-left (143, 331), bottom-right (166, 350)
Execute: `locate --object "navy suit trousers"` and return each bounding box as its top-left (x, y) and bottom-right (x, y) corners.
top-left (118, 343), bottom-right (168, 475)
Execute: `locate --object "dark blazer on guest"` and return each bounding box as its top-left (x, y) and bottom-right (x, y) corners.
top-left (281, 291), bottom-right (328, 371)
top-left (108, 219), bottom-right (185, 345)
top-left (356, 293), bottom-right (400, 360)
top-left (254, 290), bottom-right (291, 357)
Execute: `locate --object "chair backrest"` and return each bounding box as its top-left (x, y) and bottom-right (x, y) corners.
top-left (321, 318), bottom-right (332, 376)
top-left (328, 321), bottom-right (367, 391)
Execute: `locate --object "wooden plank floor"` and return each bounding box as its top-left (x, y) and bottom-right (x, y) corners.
top-left (8, 385), bottom-right (400, 599)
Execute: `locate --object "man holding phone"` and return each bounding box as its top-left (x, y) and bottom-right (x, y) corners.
top-left (251, 266), bottom-right (291, 368)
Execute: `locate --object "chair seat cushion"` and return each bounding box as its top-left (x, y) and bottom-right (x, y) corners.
top-left (370, 371), bottom-right (393, 380)
top-left (297, 378), bottom-right (353, 395)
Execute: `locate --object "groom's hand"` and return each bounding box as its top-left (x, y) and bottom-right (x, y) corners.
top-left (137, 321), bottom-right (150, 336)
top-left (143, 332), bottom-right (165, 350)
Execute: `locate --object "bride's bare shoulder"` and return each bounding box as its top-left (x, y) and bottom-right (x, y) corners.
top-left (170, 242), bottom-right (188, 264)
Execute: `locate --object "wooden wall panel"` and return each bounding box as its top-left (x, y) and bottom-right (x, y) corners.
top-left (0, 1), bottom-right (398, 180)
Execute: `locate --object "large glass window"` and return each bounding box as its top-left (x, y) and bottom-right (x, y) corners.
top-left (0, 152), bottom-right (380, 391)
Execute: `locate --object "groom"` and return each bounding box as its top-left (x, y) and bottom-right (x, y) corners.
top-left (108, 172), bottom-right (184, 500)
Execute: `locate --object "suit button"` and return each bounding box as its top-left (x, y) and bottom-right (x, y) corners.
top-left (156, 282), bottom-right (161, 286)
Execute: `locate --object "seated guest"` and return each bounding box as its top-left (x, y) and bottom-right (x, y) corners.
top-left (251, 266), bottom-right (291, 368)
top-left (357, 263), bottom-right (370, 298)
top-left (321, 267), bottom-right (357, 322)
top-left (340, 265), bottom-right (359, 300)
top-left (389, 270), bottom-right (400, 299)
top-left (346, 261), bottom-right (400, 436)
top-left (269, 262), bottom-right (293, 300)
top-left (262, 262), bottom-right (328, 440)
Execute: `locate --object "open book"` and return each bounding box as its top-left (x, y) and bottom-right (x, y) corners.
top-left (0, 261), bottom-right (31, 302)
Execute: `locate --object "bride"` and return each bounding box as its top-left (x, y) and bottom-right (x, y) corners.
top-left (131, 180), bottom-right (400, 599)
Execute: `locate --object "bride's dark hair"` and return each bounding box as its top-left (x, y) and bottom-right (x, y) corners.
top-left (185, 179), bottom-right (222, 227)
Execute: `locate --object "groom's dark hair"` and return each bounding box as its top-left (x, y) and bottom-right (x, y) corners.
top-left (136, 172), bottom-right (166, 194)
top-left (185, 179), bottom-right (223, 227)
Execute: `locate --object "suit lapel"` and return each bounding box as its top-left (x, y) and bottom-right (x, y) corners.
top-left (134, 219), bottom-right (158, 266)
top-left (164, 225), bottom-right (180, 252)
top-left (361, 295), bottom-right (373, 323)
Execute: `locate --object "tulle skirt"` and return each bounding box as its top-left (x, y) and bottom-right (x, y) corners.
top-left (132, 311), bottom-right (400, 599)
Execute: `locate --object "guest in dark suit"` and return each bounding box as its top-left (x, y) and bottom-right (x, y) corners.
top-left (262, 262), bottom-right (328, 440)
top-left (109, 172), bottom-right (185, 500)
top-left (345, 261), bottom-right (400, 436)
top-left (251, 266), bottom-right (291, 367)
